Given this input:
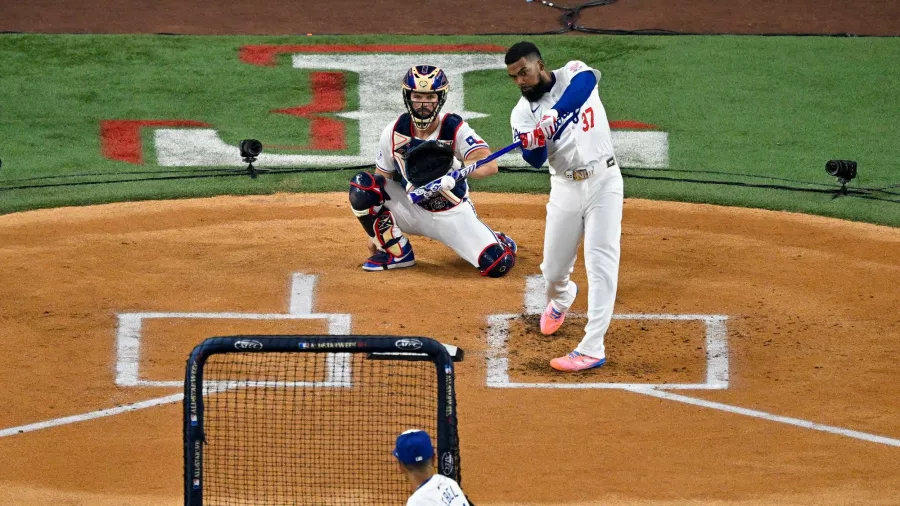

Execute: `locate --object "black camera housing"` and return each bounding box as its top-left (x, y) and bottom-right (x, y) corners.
top-left (825, 160), bottom-right (857, 183)
top-left (239, 139), bottom-right (263, 161)
top-left (238, 139), bottom-right (266, 178)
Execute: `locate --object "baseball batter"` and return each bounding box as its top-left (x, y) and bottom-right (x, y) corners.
top-left (348, 65), bottom-right (517, 277)
top-left (393, 429), bottom-right (471, 506)
top-left (505, 42), bottom-right (624, 372)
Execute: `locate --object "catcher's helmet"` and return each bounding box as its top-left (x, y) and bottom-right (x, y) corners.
top-left (402, 65), bottom-right (449, 130)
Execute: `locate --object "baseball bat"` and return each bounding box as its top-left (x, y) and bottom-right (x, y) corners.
top-left (407, 140), bottom-right (521, 205)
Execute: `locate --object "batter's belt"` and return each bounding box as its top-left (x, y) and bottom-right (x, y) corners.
top-left (563, 156), bottom-right (617, 181)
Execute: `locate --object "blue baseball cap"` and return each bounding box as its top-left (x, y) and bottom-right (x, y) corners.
top-left (393, 429), bottom-right (434, 465)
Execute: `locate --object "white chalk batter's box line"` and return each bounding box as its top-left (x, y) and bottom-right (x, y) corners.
top-left (115, 312), bottom-right (352, 388)
top-left (486, 312), bottom-right (729, 390)
top-left (5, 272), bottom-right (899, 448)
top-left (114, 272), bottom-right (354, 388)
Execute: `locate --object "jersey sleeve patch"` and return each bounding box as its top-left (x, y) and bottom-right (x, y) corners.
top-left (375, 149), bottom-right (388, 170)
top-left (462, 135), bottom-right (488, 158)
top-left (464, 135), bottom-right (486, 147)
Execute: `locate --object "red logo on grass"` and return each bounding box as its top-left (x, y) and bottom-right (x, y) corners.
top-left (101, 44), bottom-right (505, 164)
top-left (100, 120), bottom-right (210, 164)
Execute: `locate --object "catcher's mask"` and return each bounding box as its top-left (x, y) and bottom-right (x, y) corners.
top-left (402, 65), bottom-right (449, 130)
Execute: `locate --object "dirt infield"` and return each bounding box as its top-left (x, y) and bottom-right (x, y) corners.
top-left (2, 1), bottom-right (899, 504)
top-left (0, 193), bottom-right (898, 504)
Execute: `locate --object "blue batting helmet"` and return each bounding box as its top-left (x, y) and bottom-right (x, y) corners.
top-left (401, 65), bottom-right (449, 130)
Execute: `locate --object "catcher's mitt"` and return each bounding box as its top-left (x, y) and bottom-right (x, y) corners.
top-left (404, 140), bottom-right (455, 188)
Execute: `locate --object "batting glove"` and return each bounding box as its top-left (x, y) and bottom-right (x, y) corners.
top-left (538, 108), bottom-right (560, 139)
top-left (519, 129), bottom-right (546, 150)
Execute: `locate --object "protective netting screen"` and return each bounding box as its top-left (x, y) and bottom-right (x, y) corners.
top-left (200, 351), bottom-right (438, 505)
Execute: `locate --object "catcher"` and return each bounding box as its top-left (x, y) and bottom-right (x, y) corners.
top-left (348, 65), bottom-right (517, 277)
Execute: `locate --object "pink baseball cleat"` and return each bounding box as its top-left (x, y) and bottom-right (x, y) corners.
top-left (550, 351), bottom-right (606, 372)
top-left (540, 302), bottom-right (567, 335)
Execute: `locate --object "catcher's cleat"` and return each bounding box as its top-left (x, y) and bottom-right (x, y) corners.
top-left (550, 351), bottom-right (606, 372)
top-left (362, 241), bottom-right (415, 271)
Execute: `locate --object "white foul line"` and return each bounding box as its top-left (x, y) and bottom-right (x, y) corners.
top-left (626, 387), bottom-right (900, 447)
top-left (0, 394), bottom-right (184, 439)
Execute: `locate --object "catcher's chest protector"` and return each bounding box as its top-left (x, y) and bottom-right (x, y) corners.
top-left (393, 113), bottom-right (469, 212)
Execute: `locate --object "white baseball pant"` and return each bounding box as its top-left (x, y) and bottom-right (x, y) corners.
top-left (382, 178), bottom-right (499, 267)
top-left (541, 163), bottom-right (624, 359)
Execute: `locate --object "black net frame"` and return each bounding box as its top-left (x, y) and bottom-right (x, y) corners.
top-left (183, 335), bottom-right (462, 505)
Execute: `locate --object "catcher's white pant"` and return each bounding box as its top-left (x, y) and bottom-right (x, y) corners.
top-left (541, 163), bottom-right (624, 359)
top-left (382, 178), bottom-right (499, 267)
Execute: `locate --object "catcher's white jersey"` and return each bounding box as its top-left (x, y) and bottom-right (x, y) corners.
top-left (510, 60), bottom-right (614, 175)
top-left (407, 474), bottom-right (470, 506)
top-left (369, 113), bottom-right (501, 268)
top-left (375, 113), bottom-right (486, 186)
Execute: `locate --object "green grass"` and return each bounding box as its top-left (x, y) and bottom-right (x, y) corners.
top-left (0, 34), bottom-right (898, 225)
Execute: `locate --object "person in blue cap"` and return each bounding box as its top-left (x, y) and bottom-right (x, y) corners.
top-left (393, 429), bottom-right (471, 506)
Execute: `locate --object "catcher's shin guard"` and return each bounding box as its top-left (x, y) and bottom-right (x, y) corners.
top-left (348, 172), bottom-right (407, 257)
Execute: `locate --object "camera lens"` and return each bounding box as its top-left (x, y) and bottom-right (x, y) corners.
top-left (825, 160), bottom-right (857, 180)
top-left (240, 139), bottom-right (263, 158)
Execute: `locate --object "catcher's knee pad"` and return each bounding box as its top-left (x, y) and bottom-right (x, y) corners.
top-left (478, 241), bottom-right (517, 278)
top-left (348, 171), bottom-right (388, 217)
